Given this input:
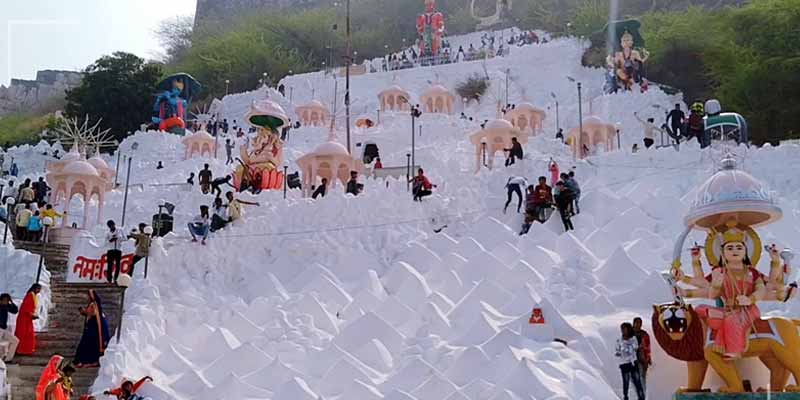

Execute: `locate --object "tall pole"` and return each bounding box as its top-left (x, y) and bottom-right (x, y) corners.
top-left (406, 153), bottom-right (411, 191)
top-left (555, 101), bottom-right (560, 133)
top-left (116, 289), bottom-right (126, 343)
top-left (121, 156), bottom-right (133, 227)
top-left (345, 0), bottom-right (352, 154)
top-left (35, 226), bottom-right (49, 283)
top-left (283, 165), bottom-right (288, 199)
top-left (411, 109), bottom-right (416, 170)
top-left (505, 68), bottom-right (510, 106)
top-left (113, 149), bottom-right (122, 187)
top-left (577, 82), bottom-right (583, 160)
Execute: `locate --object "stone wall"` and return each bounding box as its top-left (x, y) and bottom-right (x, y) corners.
top-left (0, 70), bottom-right (82, 116)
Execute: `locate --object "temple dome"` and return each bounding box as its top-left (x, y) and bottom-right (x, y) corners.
top-left (685, 156), bottom-right (781, 229)
top-left (62, 160), bottom-right (100, 177)
top-left (313, 140), bottom-right (350, 157)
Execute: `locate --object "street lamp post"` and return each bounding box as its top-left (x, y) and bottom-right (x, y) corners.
top-left (406, 153), bottom-right (411, 191)
top-left (567, 77), bottom-right (583, 159)
top-left (143, 225), bottom-right (153, 279)
top-left (120, 142), bottom-right (139, 227)
top-left (344, 0), bottom-right (352, 154)
top-left (550, 92), bottom-right (560, 133)
top-left (283, 165), bottom-right (288, 199)
top-left (225, 79), bottom-right (230, 95)
top-left (116, 273), bottom-right (132, 343)
top-left (505, 68), bottom-right (510, 106)
top-left (3, 198), bottom-right (15, 244)
top-left (35, 217), bottom-right (53, 283)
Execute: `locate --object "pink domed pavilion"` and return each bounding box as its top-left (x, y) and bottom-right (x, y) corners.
top-left (46, 152), bottom-right (109, 230)
top-left (295, 133), bottom-right (364, 197)
top-left (566, 116), bottom-right (617, 159)
top-left (469, 119), bottom-right (528, 172)
top-left (504, 102), bottom-right (546, 135)
top-left (295, 100), bottom-right (331, 127)
top-left (420, 84), bottom-right (455, 114)
top-left (378, 85), bottom-right (411, 112)
top-left (181, 129), bottom-right (217, 159)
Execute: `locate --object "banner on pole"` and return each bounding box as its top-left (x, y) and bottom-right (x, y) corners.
top-left (66, 233), bottom-right (136, 283)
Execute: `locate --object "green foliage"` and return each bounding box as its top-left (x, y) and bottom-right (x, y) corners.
top-left (641, 0), bottom-right (800, 143)
top-left (65, 52), bottom-right (163, 143)
top-left (572, 0), bottom-right (611, 38)
top-left (456, 74), bottom-right (490, 102)
top-left (0, 114), bottom-right (53, 146)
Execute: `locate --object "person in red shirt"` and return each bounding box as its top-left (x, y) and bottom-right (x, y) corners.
top-left (103, 376), bottom-right (153, 399)
top-left (632, 317), bottom-right (652, 395)
top-left (531, 176), bottom-right (553, 222)
top-left (374, 157), bottom-right (383, 169)
top-left (411, 168), bottom-right (436, 201)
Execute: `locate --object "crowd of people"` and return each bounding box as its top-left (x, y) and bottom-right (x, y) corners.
top-left (0, 176), bottom-right (66, 243)
top-left (511, 161), bottom-right (581, 235)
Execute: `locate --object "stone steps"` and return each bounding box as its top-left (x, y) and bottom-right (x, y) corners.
top-left (5, 239), bottom-right (126, 399)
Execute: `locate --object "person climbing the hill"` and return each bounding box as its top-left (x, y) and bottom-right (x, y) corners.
top-left (3, 180), bottom-right (17, 204)
top-left (128, 223), bottom-right (151, 276)
top-left (548, 159), bottom-right (559, 186)
top-left (519, 212), bottom-right (535, 236)
top-left (411, 168), bottom-right (437, 202)
top-left (105, 220), bottom-right (124, 284)
top-left (27, 210), bottom-right (43, 242)
top-left (632, 143), bottom-right (639, 153)
top-left (210, 197), bottom-right (228, 232)
top-left (615, 322), bottom-right (645, 400)
top-left (0, 293), bottom-right (19, 362)
top-left (556, 129), bottom-right (564, 142)
top-left (104, 376), bottom-right (154, 400)
top-left (14, 283), bottom-right (41, 356)
top-left (73, 290), bottom-right (110, 368)
top-left (225, 191), bottom-right (259, 223)
top-left (211, 175), bottom-right (234, 198)
top-left (37, 355), bottom-right (75, 400)
top-left (504, 137), bottom-right (524, 167)
top-left (41, 204), bottom-right (64, 226)
top-left (565, 171), bottom-right (581, 214)
top-left (633, 317), bottom-right (652, 396)
top-left (186, 172), bottom-right (195, 186)
top-left (311, 178), bottom-right (328, 200)
top-left (374, 157), bottom-right (383, 169)
top-left (666, 104), bottom-right (685, 140)
top-left (686, 101), bottom-right (705, 143)
top-left (634, 112), bottom-right (662, 149)
top-left (188, 205), bottom-right (211, 245)
top-left (19, 181), bottom-right (35, 205)
top-left (15, 203), bottom-right (32, 240)
top-left (531, 176), bottom-right (553, 222)
top-left (33, 177), bottom-right (50, 204)
top-left (198, 164), bottom-right (213, 194)
top-left (504, 176), bottom-right (527, 214)
top-left (346, 171), bottom-right (363, 196)
top-left (156, 161), bottom-right (164, 170)
top-left (225, 139), bottom-right (235, 165)
top-left (554, 181), bottom-right (574, 231)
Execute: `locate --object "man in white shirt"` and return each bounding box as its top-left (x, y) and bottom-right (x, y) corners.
top-left (504, 176), bottom-right (528, 214)
top-left (634, 112), bottom-right (663, 149)
top-left (105, 220), bottom-right (125, 284)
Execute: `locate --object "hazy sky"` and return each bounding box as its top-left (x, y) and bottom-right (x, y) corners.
top-left (1, 0), bottom-right (197, 85)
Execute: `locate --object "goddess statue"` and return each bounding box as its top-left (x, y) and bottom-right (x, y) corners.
top-left (674, 220), bottom-right (795, 359)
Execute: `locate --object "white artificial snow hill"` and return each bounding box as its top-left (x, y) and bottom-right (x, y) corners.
top-left (4, 30), bottom-right (800, 400)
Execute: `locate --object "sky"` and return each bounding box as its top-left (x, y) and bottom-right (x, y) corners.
top-left (1, 0), bottom-right (197, 85)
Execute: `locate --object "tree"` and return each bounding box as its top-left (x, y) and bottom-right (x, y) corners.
top-left (65, 52), bottom-right (163, 144)
top-left (154, 15), bottom-right (194, 64)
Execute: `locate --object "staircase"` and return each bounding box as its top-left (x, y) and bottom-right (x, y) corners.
top-left (7, 240), bottom-right (124, 400)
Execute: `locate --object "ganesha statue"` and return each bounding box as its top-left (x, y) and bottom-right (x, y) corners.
top-left (233, 99), bottom-right (286, 192)
top-left (605, 26), bottom-right (649, 93)
top-left (654, 155), bottom-right (800, 394)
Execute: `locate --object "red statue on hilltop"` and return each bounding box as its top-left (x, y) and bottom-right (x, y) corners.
top-left (416, 0), bottom-right (445, 58)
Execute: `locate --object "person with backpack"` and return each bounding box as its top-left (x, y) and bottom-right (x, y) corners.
top-left (411, 168), bottom-right (436, 201)
top-left (615, 322), bottom-right (645, 400)
top-left (503, 176), bottom-right (527, 214)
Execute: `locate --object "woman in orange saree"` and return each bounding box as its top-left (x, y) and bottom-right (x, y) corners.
top-left (15, 283), bottom-right (41, 355)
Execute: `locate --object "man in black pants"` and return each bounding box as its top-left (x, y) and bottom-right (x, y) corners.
top-left (105, 220), bottom-right (124, 284)
top-left (554, 182), bottom-right (575, 231)
top-left (503, 176), bottom-right (527, 214)
top-left (666, 104), bottom-right (685, 139)
top-left (504, 137), bottom-right (524, 166)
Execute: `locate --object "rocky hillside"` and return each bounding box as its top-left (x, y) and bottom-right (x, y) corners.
top-left (0, 70), bottom-right (81, 116)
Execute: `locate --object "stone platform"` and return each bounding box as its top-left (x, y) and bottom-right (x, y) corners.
top-left (675, 393), bottom-right (800, 399)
